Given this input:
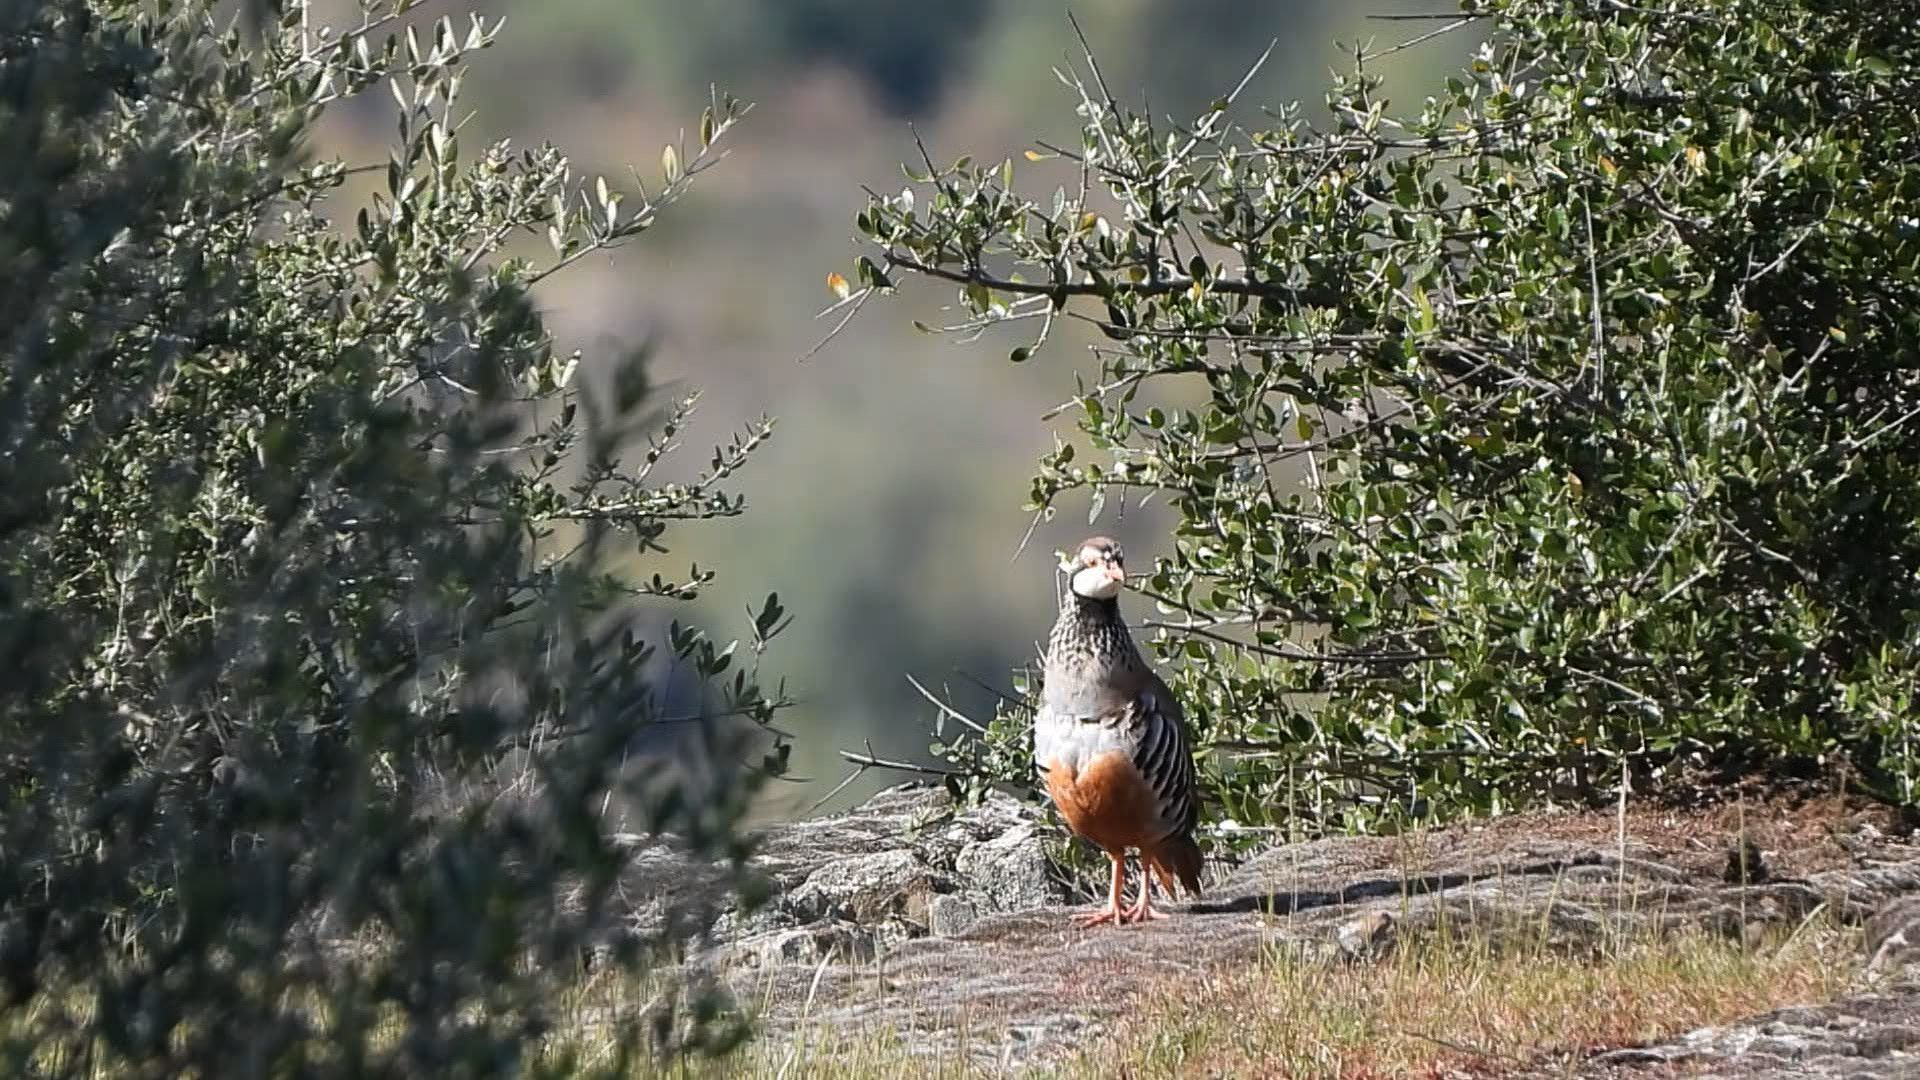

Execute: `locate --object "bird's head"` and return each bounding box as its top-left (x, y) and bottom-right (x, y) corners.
top-left (1060, 536), bottom-right (1127, 601)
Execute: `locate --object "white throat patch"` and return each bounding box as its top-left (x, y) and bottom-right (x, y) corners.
top-left (1069, 563), bottom-right (1123, 600)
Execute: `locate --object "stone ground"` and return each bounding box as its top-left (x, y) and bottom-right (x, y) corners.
top-left (620, 782), bottom-right (1920, 1075)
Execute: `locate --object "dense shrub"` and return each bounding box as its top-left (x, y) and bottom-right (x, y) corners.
top-left (850, 0), bottom-right (1920, 832)
top-left (0, 0), bottom-right (787, 1074)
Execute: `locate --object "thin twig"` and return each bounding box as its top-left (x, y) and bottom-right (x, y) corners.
top-left (1583, 194), bottom-right (1606, 391)
top-left (905, 673), bottom-right (988, 734)
top-left (1397, 1030), bottom-right (1526, 1066)
top-left (885, 253), bottom-right (1341, 308)
top-left (1361, 17), bottom-right (1478, 63)
top-left (948, 667), bottom-right (1034, 713)
top-left (1567, 665), bottom-right (1662, 715)
top-left (837, 745), bottom-right (962, 778)
top-left (1066, 11), bottom-right (1118, 114)
top-left (807, 766), bottom-right (866, 814)
top-left (800, 285), bottom-right (873, 362)
top-left (1143, 618), bottom-right (1444, 664)
top-left (1011, 504), bottom-right (1047, 563)
top-left (1616, 758), bottom-right (1631, 912)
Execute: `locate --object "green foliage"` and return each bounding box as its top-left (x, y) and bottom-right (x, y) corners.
top-left (856, 0), bottom-right (1920, 832)
top-left (0, 0), bottom-right (786, 1074)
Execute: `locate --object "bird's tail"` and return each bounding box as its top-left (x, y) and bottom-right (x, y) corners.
top-left (1145, 833), bottom-right (1204, 897)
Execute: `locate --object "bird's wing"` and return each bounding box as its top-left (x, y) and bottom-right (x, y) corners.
top-left (1120, 674), bottom-right (1201, 841)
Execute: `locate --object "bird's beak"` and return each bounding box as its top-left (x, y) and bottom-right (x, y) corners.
top-left (1106, 564), bottom-right (1127, 585)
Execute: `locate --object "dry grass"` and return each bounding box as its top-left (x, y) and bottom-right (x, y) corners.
top-left (1063, 918), bottom-right (1858, 1079)
top-left (601, 916), bottom-right (1860, 1079)
top-left (534, 959), bottom-right (999, 1079)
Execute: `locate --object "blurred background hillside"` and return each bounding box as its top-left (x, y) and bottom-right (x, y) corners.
top-left (315, 0), bottom-right (1476, 818)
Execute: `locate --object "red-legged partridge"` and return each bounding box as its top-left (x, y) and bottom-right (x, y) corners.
top-left (1034, 537), bottom-right (1203, 926)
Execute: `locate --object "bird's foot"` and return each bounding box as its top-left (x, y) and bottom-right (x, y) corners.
top-left (1120, 895), bottom-right (1170, 923)
top-left (1071, 906), bottom-right (1123, 928)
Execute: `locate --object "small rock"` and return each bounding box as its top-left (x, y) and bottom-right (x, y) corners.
top-left (709, 899), bottom-right (790, 940)
top-left (784, 849), bottom-right (945, 927)
top-left (1337, 910), bottom-right (1396, 960)
top-left (954, 823), bottom-right (1065, 913)
top-left (1865, 895), bottom-right (1920, 975)
top-left (723, 922), bottom-right (876, 968)
top-left (1725, 837), bottom-right (1770, 884)
top-left (928, 895), bottom-right (978, 937)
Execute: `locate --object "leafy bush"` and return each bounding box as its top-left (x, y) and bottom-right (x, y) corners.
top-left (0, 0), bottom-right (787, 1074)
top-left (849, 0), bottom-right (1920, 832)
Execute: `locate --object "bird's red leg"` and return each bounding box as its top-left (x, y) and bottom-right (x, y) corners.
top-left (1122, 867), bottom-right (1169, 923)
top-left (1072, 852), bottom-right (1126, 927)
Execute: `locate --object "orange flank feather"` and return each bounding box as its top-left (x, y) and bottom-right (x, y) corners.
top-left (1043, 751), bottom-right (1165, 851)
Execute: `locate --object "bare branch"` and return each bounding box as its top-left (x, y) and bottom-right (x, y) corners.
top-left (1066, 10), bottom-right (1118, 114)
top-left (905, 673), bottom-right (988, 734)
top-left (1143, 618), bottom-right (1444, 665)
top-left (836, 745), bottom-right (961, 778)
top-left (807, 765), bottom-right (867, 814)
top-left (800, 285), bottom-right (875, 363)
top-left (885, 253), bottom-right (1342, 308)
top-left (1361, 17), bottom-right (1480, 63)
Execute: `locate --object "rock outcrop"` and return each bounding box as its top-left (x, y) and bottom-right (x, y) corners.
top-left (611, 783), bottom-right (1073, 969)
top-left (620, 782), bottom-right (1920, 1074)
